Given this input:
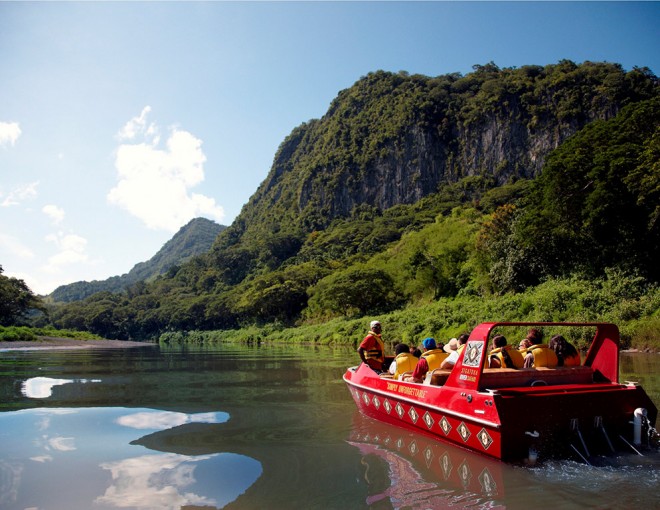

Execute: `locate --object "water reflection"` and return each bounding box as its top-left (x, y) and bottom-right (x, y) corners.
top-left (348, 412), bottom-right (507, 509)
top-left (21, 376), bottom-right (102, 398)
top-left (0, 407), bottom-right (262, 510)
top-left (0, 346), bottom-right (657, 509)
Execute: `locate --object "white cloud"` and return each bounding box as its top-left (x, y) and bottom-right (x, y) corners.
top-left (108, 108), bottom-right (224, 232)
top-left (116, 411), bottom-right (224, 430)
top-left (42, 232), bottom-right (89, 274)
top-left (0, 232), bottom-right (35, 259)
top-left (31, 455), bottom-right (54, 463)
top-left (117, 105), bottom-right (159, 144)
top-left (47, 436), bottom-right (76, 452)
top-left (1, 181), bottom-right (39, 207)
top-left (42, 204), bottom-right (65, 225)
top-left (21, 377), bottom-right (73, 399)
top-left (96, 453), bottom-right (217, 510)
top-left (0, 121), bottom-right (21, 146)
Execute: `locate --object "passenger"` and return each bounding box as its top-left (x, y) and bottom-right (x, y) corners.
top-left (358, 320), bottom-right (386, 373)
top-left (523, 329), bottom-right (558, 368)
top-left (410, 346), bottom-right (422, 358)
top-left (548, 335), bottom-right (581, 367)
top-left (440, 338), bottom-right (460, 369)
top-left (404, 337), bottom-right (447, 383)
top-left (488, 335), bottom-right (524, 368)
top-left (456, 333), bottom-right (469, 354)
top-left (389, 343), bottom-right (417, 379)
top-left (518, 338), bottom-right (532, 352)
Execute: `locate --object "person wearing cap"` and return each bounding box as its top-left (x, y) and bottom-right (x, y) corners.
top-left (358, 320), bottom-right (385, 372)
top-left (404, 337), bottom-right (448, 383)
top-left (440, 338), bottom-right (460, 369)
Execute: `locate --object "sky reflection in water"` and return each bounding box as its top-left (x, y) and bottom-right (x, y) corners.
top-left (0, 402), bottom-right (262, 510)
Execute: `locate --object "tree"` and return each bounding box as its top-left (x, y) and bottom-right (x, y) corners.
top-left (308, 267), bottom-right (400, 317)
top-left (0, 265), bottom-right (44, 325)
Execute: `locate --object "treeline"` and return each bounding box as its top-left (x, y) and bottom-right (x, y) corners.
top-left (12, 62), bottom-right (659, 342)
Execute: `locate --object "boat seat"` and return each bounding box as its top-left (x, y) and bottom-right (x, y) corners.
top-left (480, 366), bottom-right (594, 389)
top-left (427, 369), bottom-right (452, 386)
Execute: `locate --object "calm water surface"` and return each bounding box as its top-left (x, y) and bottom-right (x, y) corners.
top-left (0, 344), bottom-right (658, 510)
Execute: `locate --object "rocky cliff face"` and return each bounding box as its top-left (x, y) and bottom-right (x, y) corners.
top-left (223, 62), bottom-right (657, 245)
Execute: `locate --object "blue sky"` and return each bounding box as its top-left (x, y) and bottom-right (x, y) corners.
top-left (1, 2), bottom-right (658, 295)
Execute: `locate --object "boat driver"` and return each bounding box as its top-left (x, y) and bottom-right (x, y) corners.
top-left (358, 320), bottom-right (386, 373)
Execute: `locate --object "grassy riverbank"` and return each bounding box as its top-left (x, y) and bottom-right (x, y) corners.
top-left (160, 275), bottom-right (660, 352)
top-left (0, 325), bottom-right (102, 343)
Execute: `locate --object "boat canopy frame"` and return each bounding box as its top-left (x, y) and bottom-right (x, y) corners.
top-left (443, 322), bottom-right (620, 393)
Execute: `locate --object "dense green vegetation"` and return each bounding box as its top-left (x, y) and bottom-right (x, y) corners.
top-left (3, 61), bottom-right (658, 348)
top-left (0, 325), bottom-right (101, 342)
top-left (161, 270), bottom-right (660, 351)
top-left (0, 265), bottom-right (43, 327)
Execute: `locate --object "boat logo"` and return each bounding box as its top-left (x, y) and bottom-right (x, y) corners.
top-left (395, 402), bottom-right (405, 419)
top-left (423, 411), bottom-right (434, 430)
top-left (463, 341), bottom-right (483, 368)
top-left (477, 428), bottom-right (494, 450)
top-left (372, 395), bottom-right (381, 409)
top-left (479, 467), bottom-right (498, 496)
top-left (459, 460), bottom-right (472, 488)
top-left (458, 422), bottom-right (471, 442)
top-left (424, 446), bottom-right (434, 468)
top-left (440, 451), bottom-right (453, 479)
top-left (383, 399), bottom-right (392, 414)
top-left (408, 406), bottom-right (419, 424)
top-left (439, 416), bottom-right (452, 435)
top-left (362, 392), bottom-right (370, 406)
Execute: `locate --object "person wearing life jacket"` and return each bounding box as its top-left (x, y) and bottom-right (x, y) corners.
top-left (518, 338), bottom-right (532, 353)
top-left (404, 338), bottom-right (446, 383)
top-left (523, 329), bottom-right (558, 368)
top-left (358, 320), bottom-right (386, 372)
top-left (549, 334), bottom-right (581, 367)
top-left (488, 335), bottom-right (525, 369)
top-left (389, 343), bottom-right (417, 379)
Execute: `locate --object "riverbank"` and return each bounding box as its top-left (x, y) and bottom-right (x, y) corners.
top-left (0, 336), bottom-right (156, 351)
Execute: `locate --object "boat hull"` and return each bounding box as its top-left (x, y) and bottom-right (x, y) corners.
top-left (344, 363), bottom-right (657, 461)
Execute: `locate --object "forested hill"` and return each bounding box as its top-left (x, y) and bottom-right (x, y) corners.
top-left (218, 61), bottom-right (655, 249)
top-left (47, 61), bottom-right (659, 340)
top-left (49, 218), bottom-right (225, 302)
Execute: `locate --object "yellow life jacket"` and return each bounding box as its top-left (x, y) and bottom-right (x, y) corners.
top-left (421, 349), bottom-right (449, 371)
top-left (490, 345), bottom-right (524, 369)
top-left (561, 351), bottom-right (581, 367)
top-left (526, 344), bottom-right (558, 368)
top-left (362, 332), bottom-right (385, 368)
top-left (393, 352), bottom-right (417, 379)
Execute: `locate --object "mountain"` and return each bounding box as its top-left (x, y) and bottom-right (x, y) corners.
top-left (46, 61), bottom-right (659, 339)
top-left (49, 218), bottom-right (225, 302)
top-left (210, 61), bottom-right (656, 278)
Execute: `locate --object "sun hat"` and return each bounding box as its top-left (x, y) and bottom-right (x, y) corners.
top-left (370, 320), bottom-right (381, 329)
top-left (443, 338), bottom-right (459, 353)
top-left (422, 337), bottom-right (436, 350)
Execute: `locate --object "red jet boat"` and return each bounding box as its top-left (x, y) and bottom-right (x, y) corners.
top-left (344, 322), bottom-right (658, 462)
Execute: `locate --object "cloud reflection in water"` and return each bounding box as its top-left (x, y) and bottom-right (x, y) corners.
top-left (21, 377), bottom-right (100, 398)
top-left (0, 407), bottom-right (261, 510)
top-left (96, 453), bottom-right (218, 510)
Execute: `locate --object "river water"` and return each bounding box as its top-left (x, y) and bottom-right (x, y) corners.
top-left (0, 343), bottom-right (658, 510)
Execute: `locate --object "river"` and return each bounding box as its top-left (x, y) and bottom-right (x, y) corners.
top-left (0, 344), bottom-right (658, 510)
